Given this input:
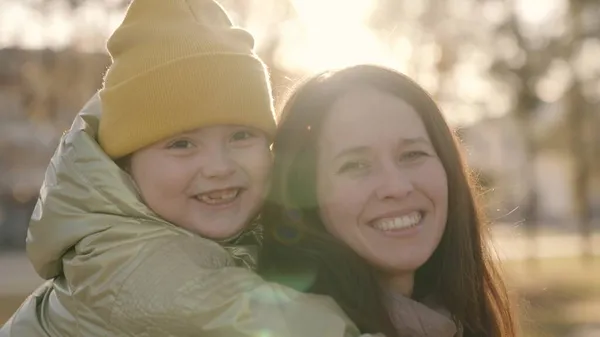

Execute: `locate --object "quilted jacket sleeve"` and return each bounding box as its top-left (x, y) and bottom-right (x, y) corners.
top-left (106, 235), bottom-right (381, 337)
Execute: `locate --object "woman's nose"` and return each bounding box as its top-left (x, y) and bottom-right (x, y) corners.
top-left (374, 164), bottom-right (414, 200)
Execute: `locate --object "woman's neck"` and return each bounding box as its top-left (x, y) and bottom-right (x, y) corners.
top-left (382, 272), bottom-right (415, 298)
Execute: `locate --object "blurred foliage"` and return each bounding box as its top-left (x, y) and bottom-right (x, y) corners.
top-left (26, 0), bottom-right (129, 10)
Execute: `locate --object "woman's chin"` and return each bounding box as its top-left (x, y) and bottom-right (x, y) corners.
top-left (367, 251), bottom-right (430, 276)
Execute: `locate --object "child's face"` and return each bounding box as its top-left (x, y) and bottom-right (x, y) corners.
top-left (129, 125), bottom-right (271, 239)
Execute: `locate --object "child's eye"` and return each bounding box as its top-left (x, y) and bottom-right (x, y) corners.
top-left (167, 139), bottom-right (194, 149)
top-left (338, 160), bottom-right (370, 174)
top-left (231, 130), bottom-right (256, 142)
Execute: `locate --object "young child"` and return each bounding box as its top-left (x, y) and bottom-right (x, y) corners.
top-left (0, 0), bottom-right (380, 336)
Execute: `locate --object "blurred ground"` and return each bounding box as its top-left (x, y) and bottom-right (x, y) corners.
top-left (0, 252), bottom-right (42, 326)
top-left (506, 257), bottom-right (600, 337)
top-left (1, 229), bottom-right (600, 336)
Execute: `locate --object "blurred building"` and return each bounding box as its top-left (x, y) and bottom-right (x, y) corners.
top-left (461, 101), bottom-right (600, 228)
top-left (0, 47), bottom-right (109, 249)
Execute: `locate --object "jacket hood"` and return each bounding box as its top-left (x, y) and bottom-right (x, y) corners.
top-left (26, 94), bottom-right (179, 279)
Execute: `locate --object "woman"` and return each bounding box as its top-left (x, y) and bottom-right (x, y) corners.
top-left (259, 65), bottom-right (519, 337)
top-left (0, 1), bottom-right (380, 336)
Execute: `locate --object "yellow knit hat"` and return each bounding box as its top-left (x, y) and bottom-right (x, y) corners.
top-left (98, 0), bottom-right (276, 158)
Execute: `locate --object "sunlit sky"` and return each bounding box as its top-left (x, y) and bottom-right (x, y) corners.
top-left (0, 0), bottom-right (411, 69)
top-left (0, 0), bottom-right (582, 126)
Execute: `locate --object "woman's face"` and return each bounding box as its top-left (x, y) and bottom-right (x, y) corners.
top-left (316, 87), bottom-right (448, 278)
top-left (130, 125), bottom-right (271, 239)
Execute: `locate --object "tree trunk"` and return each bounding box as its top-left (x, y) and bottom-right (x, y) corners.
top-left (516, 98), bottom-right (539, 266)
top-left (566, 0), bottom-right (593, 261)
top-left (567, 84), bottom-right (593, 261)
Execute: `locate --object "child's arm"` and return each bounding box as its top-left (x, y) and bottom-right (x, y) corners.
top-left (101, 234), bottom-right (380, 337)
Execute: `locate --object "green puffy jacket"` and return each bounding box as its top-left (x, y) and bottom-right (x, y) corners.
top-left (0, 94), bottom-right (380, 337)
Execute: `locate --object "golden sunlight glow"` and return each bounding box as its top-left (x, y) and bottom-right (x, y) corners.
top-left (276, 0), bottom-right (411, 74)
top-left (515, 0), bottom-right (565, 25)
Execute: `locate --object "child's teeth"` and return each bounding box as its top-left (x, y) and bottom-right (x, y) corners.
top-left (373, 212), bottom-right (422, 231)
top-left (198, 189), bottom-right (239, 204)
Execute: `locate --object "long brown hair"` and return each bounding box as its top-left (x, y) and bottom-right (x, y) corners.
top-left (258, 65), bottom-right (518, 337)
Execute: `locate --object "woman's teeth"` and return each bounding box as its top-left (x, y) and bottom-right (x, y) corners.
top-left (372, 212), bottom-right (422, 231)
top-left (197, 189), bottom-right (239, 205)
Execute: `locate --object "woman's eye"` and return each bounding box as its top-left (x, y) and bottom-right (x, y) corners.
top-left (338, 160), bottom-right (370, 174)
top-left (167, 140), bottom-right (194, 149)
top-left (231, 130), bottom-right (256, 142)
top-left (401, 151), bottom-right (429, 161)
